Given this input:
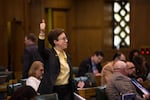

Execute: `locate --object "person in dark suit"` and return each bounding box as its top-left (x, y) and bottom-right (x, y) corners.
top-left (22, 33), bottom-right (42, 79)
top-left (38, 20), bottom-right (74, 100)
top-left (78, 51), bottom-right (104, 77)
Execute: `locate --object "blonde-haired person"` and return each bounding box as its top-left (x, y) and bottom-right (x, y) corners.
top-left (26, 61), bottom-right (44, 92)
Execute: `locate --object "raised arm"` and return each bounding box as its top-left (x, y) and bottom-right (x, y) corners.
top-left (39, 19), bottom-right (46, 40)
top-left (38, 19), bottom-right (48, 60)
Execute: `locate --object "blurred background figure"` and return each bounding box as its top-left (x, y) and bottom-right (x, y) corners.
top-left (147, 73), bottom-right (150, 80)
top-left (9, 86), bottom-right (37, 100)
top-left (126, 61), bottom-right (136, 78)
top-left (26, 61), bottom-right (44, 92)
top-left (22, 33), bottom-right (42, 79)
top-left (106, 60), bottom-right (148, 100)
top-left (126, 61), bottom-right (150, 98)
top-left (101, 52), bottom-right (126, 86)
top-left (132, 55), bottom-right (149, 83)
top-left (78, 51), bottom-right (104, 77)
top-left (129, 49), bottom-right (140, 62)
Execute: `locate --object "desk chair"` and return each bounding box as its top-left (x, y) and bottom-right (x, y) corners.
top-left (7, 82), bottom-right (22, 96)
top-left (96, 86), bottom-right (108, 100)
top-left (0, 66), bottom-right (6, 72)
top-left (36, 93), bottom-right (59, 100)
top-left (72, 66), bottom-right (79, 77)
top-left (0, 71), bottom-right (14, 82)
top-left (0, 75), bottom-right (7, 84)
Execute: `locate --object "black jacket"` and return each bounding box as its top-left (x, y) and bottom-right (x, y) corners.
top-left (37, 39), bottom-right (74, 95)
top-left (78, 58), bottom-right (102, 76)
top-left (22, 44), bottom-right (42, 79)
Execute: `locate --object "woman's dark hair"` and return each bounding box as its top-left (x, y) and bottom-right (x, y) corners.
top-left (9, 86), bottom-right (37, 100)
top-left (132, 55), bottom-right (148, 80)
top-left (129, 49), bottom-right (140, 61)
top-left (112, 52), bottom-right (122, 60)
top-left (48, 28), bottom-right (65, 47)
top-left (94, 51), bottom-right (104, 57)
top-left (26, 33), bottom-right (36, 43)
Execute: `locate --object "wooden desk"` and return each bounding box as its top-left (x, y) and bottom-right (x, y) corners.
top-left (0, 82), bottom-right (8, 100)
top-left (0, 82), bottom-right (7, 92)
top-left (77, 87), bottom-right (96, 100)
top-left (142, 80), bottom-right (150, 90)
top-left (95, 75), bottom-right (101, 86)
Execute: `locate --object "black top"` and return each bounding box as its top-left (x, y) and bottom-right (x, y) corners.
top-left (22, 44), bottom-right (42, 79)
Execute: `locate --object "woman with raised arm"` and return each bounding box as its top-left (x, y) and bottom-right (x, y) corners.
top-left (38, 20), bottom-right (74, 100)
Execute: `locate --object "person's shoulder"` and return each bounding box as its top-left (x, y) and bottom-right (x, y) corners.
top-left (102, 61), bottom-right (113, 69)
top-left (113, 73), bottom-right (130, 81)
top-left (27, 76), bottom-right (36, 80)
top-left (25, 45), bottom-right (37, 51)
top-left (26, 76), bottom-right (39, 83)
top-left (47, 48), bottom-right (59, 57)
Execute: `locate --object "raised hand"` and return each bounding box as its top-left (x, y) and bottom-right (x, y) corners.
top-left (40, 19), bottom-right (46, 32)
top-left (39, 19), bottom-right (46, 39)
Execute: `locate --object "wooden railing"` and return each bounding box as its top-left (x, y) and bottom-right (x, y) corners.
top-left (77, 87), bottom-right (96, 100)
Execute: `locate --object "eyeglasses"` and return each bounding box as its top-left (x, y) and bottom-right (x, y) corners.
top-left (58, 37), bottom-right (68, 41)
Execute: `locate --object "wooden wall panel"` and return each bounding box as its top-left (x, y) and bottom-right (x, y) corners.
top-left (69, 0), bottom-right (105, 66)
top-left (43, 0), bottom-right (72, 8)
top-left (0, 0), bottom-right (42, 79)
top-left (131, 0), bottom-right (150, 48)
top-left (27, 0), bottom-right (42, 34)
top-left (74, 0), bottom-right (104, 27)
top-left (0, 0), bottom-right (150, 78)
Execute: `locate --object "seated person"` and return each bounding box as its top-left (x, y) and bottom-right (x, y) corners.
top-left (128, 49), bottom-right (140, 62)
top-left (126, 61), bottom-right (144, 82)
top-left (78, 51), bottom-right (104, 77)
top-left (132, 55), bottom-right (150, 83)
top-left (127, 61), bottom-right (150, 97)
top-left (9, 86), bottom-right (37, 100)
top-left (26, 61), bottom-right (44, 92)
top-left (101, 52), bottom-right (126, 86)
top-left (106, 60), bottom-right (149, 100)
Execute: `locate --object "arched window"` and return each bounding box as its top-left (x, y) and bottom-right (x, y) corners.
top-left (113, 0), bottom-right (130, 49)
